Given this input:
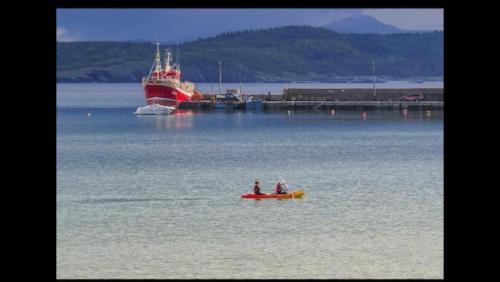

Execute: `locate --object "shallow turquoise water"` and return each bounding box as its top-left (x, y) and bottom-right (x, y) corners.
top-left (56, 84), bottom-right (443, 279)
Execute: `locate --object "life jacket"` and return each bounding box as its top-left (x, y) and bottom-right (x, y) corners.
top-left (276, 184), bottom-right (282, 193)
top-left (254, 185), bottom-right (260, 194)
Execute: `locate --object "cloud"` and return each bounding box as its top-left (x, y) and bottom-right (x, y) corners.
top-left (57, 27), bottom-right (78, 42)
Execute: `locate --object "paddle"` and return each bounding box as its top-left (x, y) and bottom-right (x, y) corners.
top-left (280, 178), bottom-right (291, 193)
top-left (282, 180), bottom-right (296, 198)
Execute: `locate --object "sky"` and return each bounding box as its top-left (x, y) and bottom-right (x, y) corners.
top-left (57, 8), bottom-right (443, 42)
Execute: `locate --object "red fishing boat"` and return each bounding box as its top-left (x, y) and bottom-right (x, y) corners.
top-left (142, 42), bottom-right (203, 107)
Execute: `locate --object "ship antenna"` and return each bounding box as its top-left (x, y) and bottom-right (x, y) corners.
top-left (164, 48), bottom-right (171, 71)
top-left (177, 40), bottom-right (180, 72)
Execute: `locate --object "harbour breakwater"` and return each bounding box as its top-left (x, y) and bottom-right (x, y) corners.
top-left (180, 88), bottom-right (444, 111)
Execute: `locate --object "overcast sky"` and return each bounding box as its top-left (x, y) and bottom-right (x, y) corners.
top-left (363, 9), bottom-right (443, 30)
top-left (57, 8), bottom-right (443, 42)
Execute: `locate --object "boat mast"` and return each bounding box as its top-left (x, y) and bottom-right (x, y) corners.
top-left (164, 49), bottom-right (171, 71)
top-left (154, 41), bottom-right (162, 73)
top-left (218, 61), bottom-right (222, 95)
top-left (239, 66), bottom-right (242, 95)
top-left (372, 60), bottom-right (376, 97)
top-left (176, 40), bottom-right (180, 72)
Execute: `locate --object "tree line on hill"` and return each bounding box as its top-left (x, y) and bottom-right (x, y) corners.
top-left (57, 26), bottom-right (443, 83)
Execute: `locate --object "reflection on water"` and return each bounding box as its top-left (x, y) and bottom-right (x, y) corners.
top-left (135, 110), bottom-right (195, 129)
top-left (284, 109), bottom-right (443, 122)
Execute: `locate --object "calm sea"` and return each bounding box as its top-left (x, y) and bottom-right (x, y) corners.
top-left (56, 83), bottom-right (443, 279)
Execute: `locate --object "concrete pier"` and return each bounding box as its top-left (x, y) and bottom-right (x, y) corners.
top-left (282, 88), bottom-right (443, 101)
top-left (263, 100), bottom-right (443, 111)
top-left (181, 88), bottom-right (444, 111)
top-left (178, 100), bottom-right (214, 110)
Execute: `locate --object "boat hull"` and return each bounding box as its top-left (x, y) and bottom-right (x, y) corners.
top-left (143, 82), bottom-right (193, 107)
top-left (133, 104), bottom-right (176, 115)
top-left (245, 100), bottom-right (263, 110)
top-left (214, 102), bottom-right (236, 110)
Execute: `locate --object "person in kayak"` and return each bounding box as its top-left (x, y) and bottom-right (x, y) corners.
top-left (275, 182), bottom-right (287, 194)
top-left (253, 181), bottom-right (264, 195)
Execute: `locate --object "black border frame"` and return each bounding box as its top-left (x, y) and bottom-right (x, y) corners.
top-left (50, 1), bottom-right (451, 281)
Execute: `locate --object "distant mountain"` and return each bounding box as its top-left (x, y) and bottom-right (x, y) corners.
top-left (322, 15), bottom-right (431, 34)
top-left (57, 26), bottom-right (443, 83)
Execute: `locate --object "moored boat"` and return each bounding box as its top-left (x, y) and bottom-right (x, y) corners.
top-left (244, 96), bottom-right (263, 110)
top-left (213, 89), bottom-right (245, 110)
top-left (133, 104), bottom-right (176, 115)
top-left (141, 42), bottom-right (203, 107)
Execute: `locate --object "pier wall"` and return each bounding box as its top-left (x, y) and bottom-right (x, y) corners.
top-left (282, 88), bottom-right (443, 101)
top-left (262, 100), bottom-right (443, 111)
top-left (202, 88), bottom-right (443, 101)
top-left (186, 88), bottom-right (444, 111)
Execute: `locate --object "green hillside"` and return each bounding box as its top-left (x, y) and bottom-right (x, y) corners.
top-left (57, 26), bottom-right (443, 83)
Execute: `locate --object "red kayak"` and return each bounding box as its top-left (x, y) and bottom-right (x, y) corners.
top-left (241, 190), bottom-right (305, 199)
